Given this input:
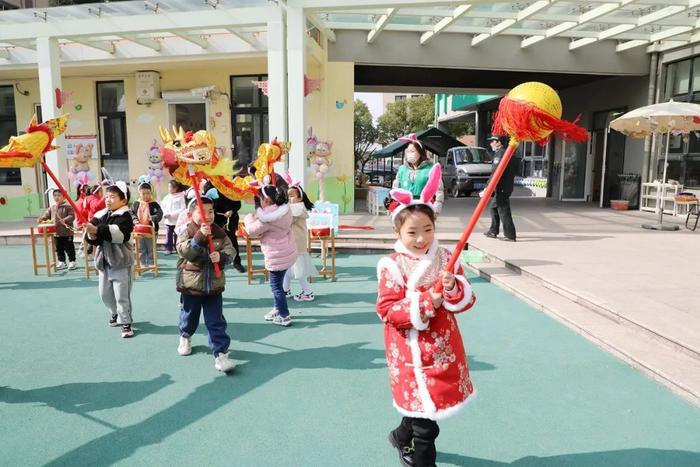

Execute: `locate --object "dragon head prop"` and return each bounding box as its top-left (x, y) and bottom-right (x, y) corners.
top-left (159, 126), bottom-right (217, 166)
top-left (0, 114), bottom-right (69, 168)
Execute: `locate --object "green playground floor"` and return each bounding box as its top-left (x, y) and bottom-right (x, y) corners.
top-left (0, 245), bottom-right (699, 467)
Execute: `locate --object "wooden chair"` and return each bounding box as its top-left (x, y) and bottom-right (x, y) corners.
top-left (307, 227), bottom-right (336, 282)
top-left (81, 233), bottom-right (98, 279)
top-left (30, 224), bottom-right (57, 276)
top-left (132, 223), bottom-right (159, 277)
top-left (238, 221), bottom-right (268, 284)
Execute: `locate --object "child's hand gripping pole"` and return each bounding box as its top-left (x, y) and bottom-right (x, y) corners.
top-left (188, 170), bottom-right (222, 278)
top-left (40, 160), bottom-right (87, 225)
top-left (434, 140), bottom-right (518, 293)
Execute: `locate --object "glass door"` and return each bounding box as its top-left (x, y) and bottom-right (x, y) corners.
top-left (559, 139), bottom-right (589, 201)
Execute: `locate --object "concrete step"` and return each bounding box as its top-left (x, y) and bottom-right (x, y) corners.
top-left (467, 244), bottom-right (700, 363)
top-left (469, 255), bottom-right (700, 407)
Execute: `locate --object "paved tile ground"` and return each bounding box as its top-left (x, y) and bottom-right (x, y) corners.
top-left (0, 246), bottom-right (699, 466)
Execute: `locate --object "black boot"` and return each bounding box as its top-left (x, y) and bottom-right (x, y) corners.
top-left (411, 419), bottom-right (439, 467)
top-left (388, 429), bottom-right (415, 467)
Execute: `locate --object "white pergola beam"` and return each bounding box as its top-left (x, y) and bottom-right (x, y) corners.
top-left (0, 6), bottom-right (271, 42)
top-left (420, 4), bottom-right (471, 45)
top-left (307, 13), bottom-right (336, 42)
top-left (570, 1), bottom-right (694, 51)
top-left (172, 32), bottom-right (209, 49)
top-left (226, 28), bottom-right (265, 50)
top-left (569, 37), bottom-right (597, 50)
top-left (521, 0), bottom-right (636, 49)
top-left (289, 0), bottom-right (476, 11)
top-left (615, 39), bottom-right (648, 52)
top-left (472, 0), bottom-right (551, 46)
top-left (367, 8), bottom-right (397, 43)
top-left (121, 35), bottom-right (161, 52)
top-left (66, 38), bottom-right (115, 54)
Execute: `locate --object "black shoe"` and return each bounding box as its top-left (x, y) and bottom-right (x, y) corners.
top-left (121, 324), bottom-right (134, 338)
top-left (233, 263), bottom-right (246, 273)
top-left (388, 430), bottom-right (415, 467)
top-left (500, 237), bottom-right (516, 242)
top-left (483, 231), bottom-right (497, 239)
top-left (109, 315), bottom-right (118, 327)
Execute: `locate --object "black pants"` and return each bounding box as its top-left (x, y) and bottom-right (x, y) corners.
top-left (489, 194), bottom-right (516, 240)
top-left (394, 417), bottom-right (440, 466)
top-left (224, 214), bottom-right (241, 266)
top-left (55, 236), bottom-right (76, 262)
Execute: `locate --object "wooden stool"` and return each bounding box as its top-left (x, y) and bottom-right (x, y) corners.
top-left (307, 227), bottom-right (336, 282)
top-left (81, 234), bottom-right (98, 279)
top-left (238, 222), bottom-right (268, 284)
top-left (132, 224), bottom-right (159, 277)
top-left (30, 224), bottom-right (57, 276)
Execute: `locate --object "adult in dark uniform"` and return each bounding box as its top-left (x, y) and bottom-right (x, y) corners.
top-left (484, 136), bottom-right (517, 241)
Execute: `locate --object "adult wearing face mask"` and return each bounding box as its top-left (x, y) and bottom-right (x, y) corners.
top-left (391, 134), bottom-right (445, 213)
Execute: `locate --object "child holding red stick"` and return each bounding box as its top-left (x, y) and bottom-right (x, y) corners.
top-left (376, 164), bottom-right (476, 467)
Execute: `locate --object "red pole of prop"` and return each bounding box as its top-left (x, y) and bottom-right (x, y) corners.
top-left (435, 141), bottom-right (519, 292)
top-left (40, 160), bottom-right (87, 225)
top-left (190, 174), bottom-right (222, 278)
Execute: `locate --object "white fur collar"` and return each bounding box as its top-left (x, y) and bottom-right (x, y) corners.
top-left (95, 205), bottom-right (129, 218)
top-left (393, 238), bottom-right (439, 260)
top-left (256, 204), bottom-right (290, 223)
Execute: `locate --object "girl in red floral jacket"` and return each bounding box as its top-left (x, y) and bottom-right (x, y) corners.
top-left (376, 163), bottom-right (476, 467)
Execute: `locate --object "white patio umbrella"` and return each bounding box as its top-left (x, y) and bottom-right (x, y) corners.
top-left (609, 100), bottom-right (700, 230)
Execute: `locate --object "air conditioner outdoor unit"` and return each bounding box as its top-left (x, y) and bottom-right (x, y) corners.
top-left (135, 71), bottom-right (160, 104)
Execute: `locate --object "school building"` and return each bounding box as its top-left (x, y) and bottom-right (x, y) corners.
top-left (1, 0), bottom-right (700, 219)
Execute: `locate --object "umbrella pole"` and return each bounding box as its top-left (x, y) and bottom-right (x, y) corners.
top-left (642, 129), bottom-right (679, 231)
top-left (658, 130), bottom-right (670, 225)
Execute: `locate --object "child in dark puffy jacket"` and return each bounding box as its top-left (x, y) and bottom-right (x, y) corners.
top-left (84, 182), bottom-right (135, 338)
top-left (176, 197), bottom-right (236, 374)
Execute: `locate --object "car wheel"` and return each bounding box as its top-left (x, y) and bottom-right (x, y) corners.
top-left (450, 183), bottom-right (461, 198)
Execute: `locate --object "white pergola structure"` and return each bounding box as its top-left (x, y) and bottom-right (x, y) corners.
top-left (3, 0), bottom-right (700, 185)
top-left (302, 0), bottom-right (700, 53)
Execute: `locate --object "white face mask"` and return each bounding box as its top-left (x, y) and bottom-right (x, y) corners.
top-left (405, 153), bottom-right (418, 165)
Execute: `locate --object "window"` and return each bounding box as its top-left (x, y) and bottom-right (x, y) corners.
top-left (0, 85), bottom-right (20, 185)
top-left (394, 95), bottom-right (406, 101)
top-left (168, 102), bottom-right (207, 131)
top-left (230, 75), bottom-right (268, 166)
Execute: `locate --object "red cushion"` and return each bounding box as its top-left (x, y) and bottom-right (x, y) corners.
top-left (134, 224), bottom-right (153, 234)
top-left (310, 227), bottom-right (332, 237)
top-left (37, 224), bottom-right (56, 234)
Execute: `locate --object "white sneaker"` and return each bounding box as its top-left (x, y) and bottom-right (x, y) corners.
top-left (284, 289), bottom-right (292, 298)
top-left (56, 261), bottom-right (66, 270)
top-left (67, 261), bottom-right (76, 270)
top-left (294, 291), bottom-right (315, 302)
top-left (178, 336), bottom-right (192, 356)
top-left (271, 314), bottom-right (292, 327)
top-left (264, 308), bottom-right (279, 321)
top-left (215, 352), bottom-right (236, 373)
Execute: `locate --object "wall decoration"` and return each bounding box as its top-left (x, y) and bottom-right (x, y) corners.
top-left (23, 184), bottom-right (33, 216)
top-left (136, 113), bottom-right (155, 124)
top-left (252, 75), bottom-right (322, 97)
top-left (74, 104), bottom-right (83, 111)
top-left (335, 100), bottom-right (346, 110)
top-left (66, 135), bottom-right (97, 189)
top-left (0, 195), bottom-right (6, 206)
top-left (215, 111), bottom-right (223, 118)
top-left (55, 88), bottom-right (75, 109)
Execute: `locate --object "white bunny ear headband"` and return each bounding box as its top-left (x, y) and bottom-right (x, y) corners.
top-left (282, 170), bottom-right (304, 197)
top-left (100, 167), bottom-right (128, 198)
top-left (398, 132), bottom-right (423, 149)
top-left (249, 175), bottom-right (273, 200)
top-left (388, 163), bottom-right (442, 224)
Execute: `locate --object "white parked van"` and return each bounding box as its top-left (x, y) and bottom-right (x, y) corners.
top-left (439, 146), bottom-right (493, 197)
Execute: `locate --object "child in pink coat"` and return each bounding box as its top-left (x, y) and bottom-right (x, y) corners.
top-left (243, 184), bottom-right (297, 326)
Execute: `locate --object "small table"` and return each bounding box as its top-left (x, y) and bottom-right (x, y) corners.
top-left (307, 229), bottom-right (336, 282)
top-left (239, 222), bottom-right (268, 284)
top-left (30, 225), bottom-right (57, 276)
